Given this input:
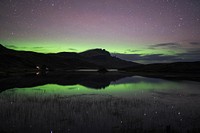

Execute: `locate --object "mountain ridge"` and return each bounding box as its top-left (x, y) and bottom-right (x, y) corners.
top-left (0, 44), bottom-right (139, 72)
top-left (0, 44), bottom-right (200, 81)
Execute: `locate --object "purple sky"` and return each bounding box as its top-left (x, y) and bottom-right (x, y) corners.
top-left (0, 0), bottom-right (200, 63)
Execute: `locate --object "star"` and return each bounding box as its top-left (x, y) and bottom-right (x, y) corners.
top-left (0, 0), bottom-right (199, 63)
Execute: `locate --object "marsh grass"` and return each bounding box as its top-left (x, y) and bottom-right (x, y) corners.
top-left (0, 93), bottom-right (200, 133)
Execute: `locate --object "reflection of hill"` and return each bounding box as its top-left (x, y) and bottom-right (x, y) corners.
top-left (0, 72), bottom-right (132, 92)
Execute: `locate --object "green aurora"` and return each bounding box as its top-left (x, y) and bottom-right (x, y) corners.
top-left (1, 0), bottom-right (200, 63)
top-left (1, 39), bottom-right (183, 56)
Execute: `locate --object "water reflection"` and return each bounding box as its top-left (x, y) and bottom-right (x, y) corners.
top-left (0, 76), bottom-right (185, 98)
top-left (0, 72), bottom-right (132, 91)
top-left (0, 73), bottom-right (200, 133)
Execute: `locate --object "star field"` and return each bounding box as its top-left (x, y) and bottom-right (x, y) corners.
top-left (0, 0), bottom-right (200, 63)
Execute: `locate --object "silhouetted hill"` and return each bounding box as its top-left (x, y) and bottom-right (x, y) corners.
top-left (80, 48), bottom-right (110, 57)
top-left (80, 48), bottom-right (139, 68)
top-left (0, 44), bottom-right (138, 72)
top-left (121, 61), bottom-right (200, 81)
top-left (122, 61), bottom-right (200, 73)
top-left (1, 44), bottom-right (199, 77)
top-left (0, 44), bottom-right (9, 52)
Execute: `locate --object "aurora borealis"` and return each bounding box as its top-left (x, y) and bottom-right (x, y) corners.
top-left (0, 0), bottom-right (200, 63)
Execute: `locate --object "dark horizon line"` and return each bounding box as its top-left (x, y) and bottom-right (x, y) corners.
top-left (1, 43), bottom-right (200, 64)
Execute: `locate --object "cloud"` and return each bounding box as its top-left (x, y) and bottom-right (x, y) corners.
top-left (68, 48), bottom-right (77, 51)
top-left (112, 50), bottom-right (200, 64)
top-left (4, 45), bottom-right (18, 49)
top-left (112, 53), bottom-right (179, 63)
top-left (126, 49), bottom-right (141, 53)
top-left (150, 43), bottom-right (180, 49)
top-left (32, 47), bottom-right (44, 49)
top-left (189, 42), bottom-right (200, 45)
top-left (5, 45), bottom-right (45, 50)
top-left (177, 49), bottom-right (200, 59)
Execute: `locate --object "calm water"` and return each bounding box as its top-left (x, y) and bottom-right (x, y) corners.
top-left (0, 74), bottom-right (200, 133)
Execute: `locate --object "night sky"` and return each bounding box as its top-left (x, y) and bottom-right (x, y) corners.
top-left (0, 0), bottom-right (200, 63)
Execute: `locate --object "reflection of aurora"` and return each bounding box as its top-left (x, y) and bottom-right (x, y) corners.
top-left (1, 76), bottom-right (200, 133)
top-left (1, 76), bottom-right (195, 98)
top-left (0, 72), bottom-right (131, 91)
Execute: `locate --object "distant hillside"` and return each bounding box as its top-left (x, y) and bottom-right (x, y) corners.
top-left (80, 49), bottom-right (139, 68)
top-left (120, 61), bottom-right (200, 81)
top-left (1, 44), bottom-right (200, 81)
top-left (122, 62), bottom-right (200, 73)
top-left (80, 49), bottom-right (111, 57)
top-left (0, 44), bottom-right (138, 72)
